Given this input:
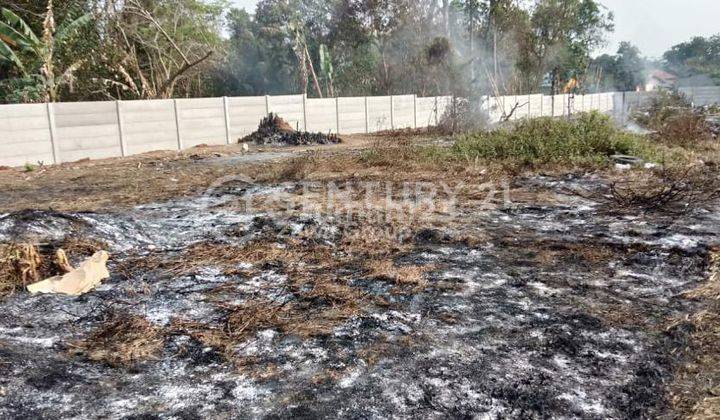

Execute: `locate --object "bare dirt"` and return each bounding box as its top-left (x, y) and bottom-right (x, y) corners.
top-left (0, 135), bottom-right (719, 418)
top-left (0, 134), bottom-right (379, 213)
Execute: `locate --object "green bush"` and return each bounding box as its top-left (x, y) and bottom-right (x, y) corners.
top-left (452, 112), bottom-right (657, 166)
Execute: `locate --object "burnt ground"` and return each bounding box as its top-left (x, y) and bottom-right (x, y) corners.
top-left (0, 165), bottom-right (719, 418)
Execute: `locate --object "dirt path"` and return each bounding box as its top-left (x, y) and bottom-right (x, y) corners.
top-left (0, 133), bottom-right (396, 213)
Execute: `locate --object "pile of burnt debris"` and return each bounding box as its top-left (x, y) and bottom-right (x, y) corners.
top-left (241, 113), bottom-right (342, 146)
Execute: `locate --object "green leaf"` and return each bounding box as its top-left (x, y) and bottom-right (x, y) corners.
top-left (1, 8), bottom-right (39, 46)
top-left (0, 39), bottom-right (27, 75)
top-left (0, 20), bottom-right (34, 51)
top-left (55, 13), bottom-right (92, 44)
top-left (319, 44), bottom-right (333, 77)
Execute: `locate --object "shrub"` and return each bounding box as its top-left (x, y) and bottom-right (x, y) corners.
top-left (633, 90), bottom-right (713, 148)
top-left (437, 97), bottom-right (490, 134)
top-left (634, 90), bottom-right (692, 130)
top-left (653, 110), bottom-right (713, 148)
top-left (452, 112), bottom-right (656, 166)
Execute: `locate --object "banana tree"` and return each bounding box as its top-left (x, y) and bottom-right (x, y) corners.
top-left (0, 1), bottom-right (91, 102)
top-left (319, 44), bottom-right (335, 97)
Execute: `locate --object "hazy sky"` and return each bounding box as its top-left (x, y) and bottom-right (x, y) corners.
top-left (231, 0), bottom-right (720, 58)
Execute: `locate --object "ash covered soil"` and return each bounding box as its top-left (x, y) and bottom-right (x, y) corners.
top-left (0, 173), bottom-right (718, 419)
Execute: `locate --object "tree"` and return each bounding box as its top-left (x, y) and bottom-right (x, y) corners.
top-left (587, 42), bottom-right (646, 92)
top-left (522, 0), bottom-right (614, 94)
top-left (1, 0), bottom-right (620, 102)
top-left (663, 35), bottom-right (720, 85)
top-left (614, 42), bottom-right (644, 91)
top-left (0, 0), bottom-right (91, 102)
top-left (98, 0), bottom-right (226, 99)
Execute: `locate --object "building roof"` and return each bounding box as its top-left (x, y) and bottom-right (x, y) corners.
top-left (649, 69), bottom-right (678, 82)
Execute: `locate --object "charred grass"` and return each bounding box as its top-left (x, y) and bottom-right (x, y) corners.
top-left (111, 223), bottom-right (433, 366)
top-left (608, 165), bottom-right (720, 213)
top-left (670, 250), bottom-right (720, 419)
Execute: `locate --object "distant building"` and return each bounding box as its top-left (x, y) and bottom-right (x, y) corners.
top-left (677, 74), bottom-right (717, 88)
top-left (645, 70), bottom-right (678, 91)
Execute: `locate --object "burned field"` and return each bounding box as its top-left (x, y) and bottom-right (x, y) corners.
top-left (1, 143), bottom-right (720, 419)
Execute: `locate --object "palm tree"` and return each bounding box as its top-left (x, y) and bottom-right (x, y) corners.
top-left (0, 0), bottom-right (91, 102)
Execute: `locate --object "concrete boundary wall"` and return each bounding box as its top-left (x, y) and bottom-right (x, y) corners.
top-left (2, 88), bottom-right (719, 167)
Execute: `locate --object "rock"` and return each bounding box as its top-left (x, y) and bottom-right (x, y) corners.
top-left (615, 163), bottom-right (632, 171)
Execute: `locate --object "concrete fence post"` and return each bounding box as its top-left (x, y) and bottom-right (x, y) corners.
top-left (540, 95), bottom-right (544, 117)
top-left (115, 100), bottom-right (127, 157)
top-left (528, 96), bottom-right (532, 118)
top-left (302, 94), bottom-right (308, 131)
top-left (390, 95), bottom-right (395, 130)
top-left (222, 96), bottom-right (231, 144)
top-left (434, 96), bottom-right (439, 125)
top-left (265, 95), bottom-right (270, 116)
top-left (335, 97), bottom-right (340, 134)
top-left (364, 96), bottom-right (370, 133)
top-left (413, 94), bottom-right (418, 129)
top-left (173, 99), bottom-right (183, 150)
top-left (46, 102), bottom-right (60, 164)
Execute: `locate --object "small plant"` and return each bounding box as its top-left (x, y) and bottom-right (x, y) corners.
top-left (23, 163), bottom-right (36, 172)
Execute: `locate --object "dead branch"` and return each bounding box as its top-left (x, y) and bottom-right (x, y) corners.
top-left (500, 101), bottom-right (529, 123)
top-left (158, 51), bottom-right (213, 98)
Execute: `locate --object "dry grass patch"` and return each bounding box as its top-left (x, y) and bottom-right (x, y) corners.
top-left (670, 249), bottom-right (720, 419)
top-left (532, 241), bottom-right (617, 267)
top-left (366, 259), bottom-right (433, 289)
top-left (257, 153), bottom-right (318, 182)
top-left (71, 314), bottom-right (165, 367)
top-left (0, 244), bottom-right (42, 297)
top-left (58, 236), bottom-right (107, 259)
